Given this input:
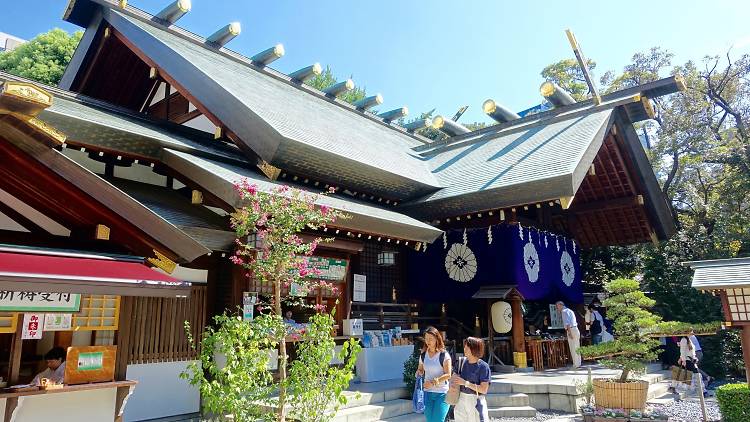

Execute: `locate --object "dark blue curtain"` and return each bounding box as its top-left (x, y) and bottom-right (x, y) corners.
top-left (407, 224), bottom-right (583, 304)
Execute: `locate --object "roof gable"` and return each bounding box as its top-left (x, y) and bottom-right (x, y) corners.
top-left (66, 4), bottom-right (442, 199)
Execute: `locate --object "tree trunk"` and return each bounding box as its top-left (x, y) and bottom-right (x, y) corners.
top-left (619, 368), bottom-right (629, 383)
top-left (275, 278), bottom-right (287, 422)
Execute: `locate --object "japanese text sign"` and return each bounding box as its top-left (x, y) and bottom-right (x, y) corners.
top-left (0, 291), bottom-right (81, 312)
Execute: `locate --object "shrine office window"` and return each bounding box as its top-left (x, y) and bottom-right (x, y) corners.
top-left (359, 243), bottom-right (405, 303)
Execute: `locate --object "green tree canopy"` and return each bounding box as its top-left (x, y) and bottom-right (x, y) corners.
top-left (304, 65), bottom-right (367, 105)
top-left (0, 29), bottom-right (82, 86)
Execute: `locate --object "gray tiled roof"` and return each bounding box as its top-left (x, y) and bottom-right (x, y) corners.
top-left (399, 108), bottom-right (614, 219)
top-left (685, 258), bottom-right (750, 290)
top-left (42, 92), bottom-right (246, 163)
top-left (0, 71), bottom-right (245, 163)
top-left (162, 149), bottom-right (443, 243)
top-left (104, 9), bottom-right (441, 199)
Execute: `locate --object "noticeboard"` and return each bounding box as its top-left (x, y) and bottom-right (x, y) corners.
top-left (64, 345), bottom-right (116, 385)
top-left (297, 256), bottom-right (348, 281)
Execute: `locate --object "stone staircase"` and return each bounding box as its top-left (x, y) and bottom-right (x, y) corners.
top-left (334, 365), bottom-right (674, 421)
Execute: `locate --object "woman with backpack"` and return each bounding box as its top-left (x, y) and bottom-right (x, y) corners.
top-left (415, 326), bottom-right (452, 422)
top-left (451, 337), bottom-right (491, 422)
top-left (587, 303), bottom-right (605, 345)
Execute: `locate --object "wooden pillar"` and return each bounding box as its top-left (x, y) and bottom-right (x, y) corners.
top-left (742, 325), bottom-right (750, 386)
top-left (115, 296), bottom-right (134, 381)
top-left (510, 293), bottom-right (526, 368)
top-left (486, 300), bottom-right (495, 364)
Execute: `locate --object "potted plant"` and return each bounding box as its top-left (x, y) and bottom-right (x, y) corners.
top-left (578, 279), bottom-right (660, 411)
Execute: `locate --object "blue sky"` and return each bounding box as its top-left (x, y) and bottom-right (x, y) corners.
top-left (2, 1), bottom-right (750, 124)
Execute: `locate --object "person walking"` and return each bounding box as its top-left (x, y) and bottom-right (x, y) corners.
top-left (557, 301), bottom-right (581, 368)
top-left (415, 327), bottom-right (452, 422)
top-left (451, 337), bottom-right (491, 422)
top-left (689, 329), bottom-right (714, 387)
top-left (587, 303), bottom-right (604, 345)
top-left (678, 335), bottom-right (707, 396)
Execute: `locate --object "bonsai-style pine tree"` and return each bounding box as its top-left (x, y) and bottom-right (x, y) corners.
top-left (578, 278), bottom-right (661, 382)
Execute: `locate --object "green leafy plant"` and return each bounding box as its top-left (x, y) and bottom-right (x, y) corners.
top-left (182, 312), bottom-right (282, 421)
top-left (287, 311), bottom-right (361, 422)
top-left (184, 182), bottom-right (359, 422)
top-left (0, 28), bottom-right (82, 85)
top-left (402, 345), bottom-right (420, 393)
top-left (574, 368), bottom-right (595, 406)
top-left (716, 383), bottom-right (750, 422)
top-left (578, 278), bottom-right (661, 382)
top-left (647, 321), bottom-right (721, 336)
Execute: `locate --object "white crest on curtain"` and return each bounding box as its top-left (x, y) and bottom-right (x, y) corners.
top-left (443, 232), bottom-right (448, 249)
top-left (555, 236), bottom-right (560, 252)
top-left (544, 234), bottom-right (549, 248)
top-left (523, 241), bottom-right (540, 283)
top-left (560, 250), bottom-right (575, 286)
top-left (463, 228), bottom-right (468, 245)
top-left (445, 243), bottom-right (477, 283)
top-left (572, 240), bottom-right (577, 254)
top-left (518, 223), bottom-right (523, 240)
top-left (487, 226), bottom-right (493, 244)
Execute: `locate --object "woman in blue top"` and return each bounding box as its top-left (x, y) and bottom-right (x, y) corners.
top-left (451, 337), bottom-right (491, 422)
top-left (415, 327), bottom-right (452, 422)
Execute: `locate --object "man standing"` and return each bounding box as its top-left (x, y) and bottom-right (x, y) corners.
top-left (557, 301), bottom-right (581, 368)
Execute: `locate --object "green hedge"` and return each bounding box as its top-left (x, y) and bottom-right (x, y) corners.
top-left (716, 383), bottom-right (750, 422)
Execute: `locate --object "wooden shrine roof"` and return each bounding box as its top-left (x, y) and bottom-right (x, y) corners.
top-left (59, 0), bottom-right (681, 249)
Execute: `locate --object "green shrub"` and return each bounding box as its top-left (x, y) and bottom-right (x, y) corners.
top-left (716, 383), bottom-right (750, 422)
top-left (403, 345), bottom-right (420, 393)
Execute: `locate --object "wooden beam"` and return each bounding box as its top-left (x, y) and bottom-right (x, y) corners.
top-left (74, 25), bottom-right (111, 93)
top-left (0, 200), bottom-right (47, 234)
top-left (110, 29), bottom-right (227, 133)
top-left (115, 296), bottom-right (134, 381)
top-left (569, 196), bottom-right (643, 214)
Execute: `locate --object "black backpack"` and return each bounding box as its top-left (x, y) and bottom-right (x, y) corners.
top-left (421, 351), bottom-right (447, 367)
top-left (590, 317), bottom-right (602, 335)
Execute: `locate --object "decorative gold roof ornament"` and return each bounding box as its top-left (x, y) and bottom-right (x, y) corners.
top-left (148, 249), bottom-right (177, 274)
top-left (0, 82), bottom-right (53, 116)
top-left (26, 117), bottom-right (67, 144)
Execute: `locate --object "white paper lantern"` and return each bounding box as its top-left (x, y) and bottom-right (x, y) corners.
top-left (491, 301), bottom-right (513, 334)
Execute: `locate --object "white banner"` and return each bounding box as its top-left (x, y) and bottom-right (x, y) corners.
top-left (22, 313), bottom-right (44, 340)
top-left (353, 274), bottom-right (366, 302)
top-left (44, 313), bottom-right (73, 331)
top-left (0, 291), bottom-right (80, 312)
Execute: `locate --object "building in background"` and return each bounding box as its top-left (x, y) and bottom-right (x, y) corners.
top-left (0, 32), bottom-right (25, 52)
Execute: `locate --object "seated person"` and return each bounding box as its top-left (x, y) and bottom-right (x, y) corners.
top-left (283, 310), bottom-right (296, 325)
top-left (32, 347), bottom-right (66, 386)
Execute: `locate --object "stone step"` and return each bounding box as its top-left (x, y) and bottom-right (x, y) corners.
top-left (375, 413), bottom-right (425, 422)
top-left (339, 386), bottom-right (409, 409)
top-left (488, 405), bottom-right (537, 418)
top-left (647, 381), bottom-right (671, 399)
top-left (487, 381), bottom-right (514, 394)
top-left (332, 399), bottom-right (413, 422)
top-left (485, 392), bottom-right (530, 407)
top-left (647, 393), bottom-right (677, 405)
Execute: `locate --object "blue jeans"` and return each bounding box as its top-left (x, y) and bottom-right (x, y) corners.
top-left (592, 334), bottom-right (602, 345)
top-left (423, 391), bottom-right (450, 422)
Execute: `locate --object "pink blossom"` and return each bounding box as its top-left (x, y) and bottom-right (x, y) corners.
top-left (313, 303), bottom-right (327, 312)
top-left (320, 205), bottom-right (330, 216)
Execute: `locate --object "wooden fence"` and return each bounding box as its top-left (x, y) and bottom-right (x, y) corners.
top-left (125, 286), bottom-right (207, 364)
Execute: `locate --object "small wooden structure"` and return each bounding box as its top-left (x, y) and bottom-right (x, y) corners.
top-left (685, 257), bottom-right (750, 386)
top-left (472, 286), bottom-right (525, 368)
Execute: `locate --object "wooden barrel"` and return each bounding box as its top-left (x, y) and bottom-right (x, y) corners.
top-left (592, 378), bottom-right (649, 410)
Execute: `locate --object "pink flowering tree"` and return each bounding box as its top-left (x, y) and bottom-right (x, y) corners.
top-left (226, 181), bottom-right (358, 421)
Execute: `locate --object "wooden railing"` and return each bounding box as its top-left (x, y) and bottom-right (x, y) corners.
top-left (125, 286), bottom-right (207, 364)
